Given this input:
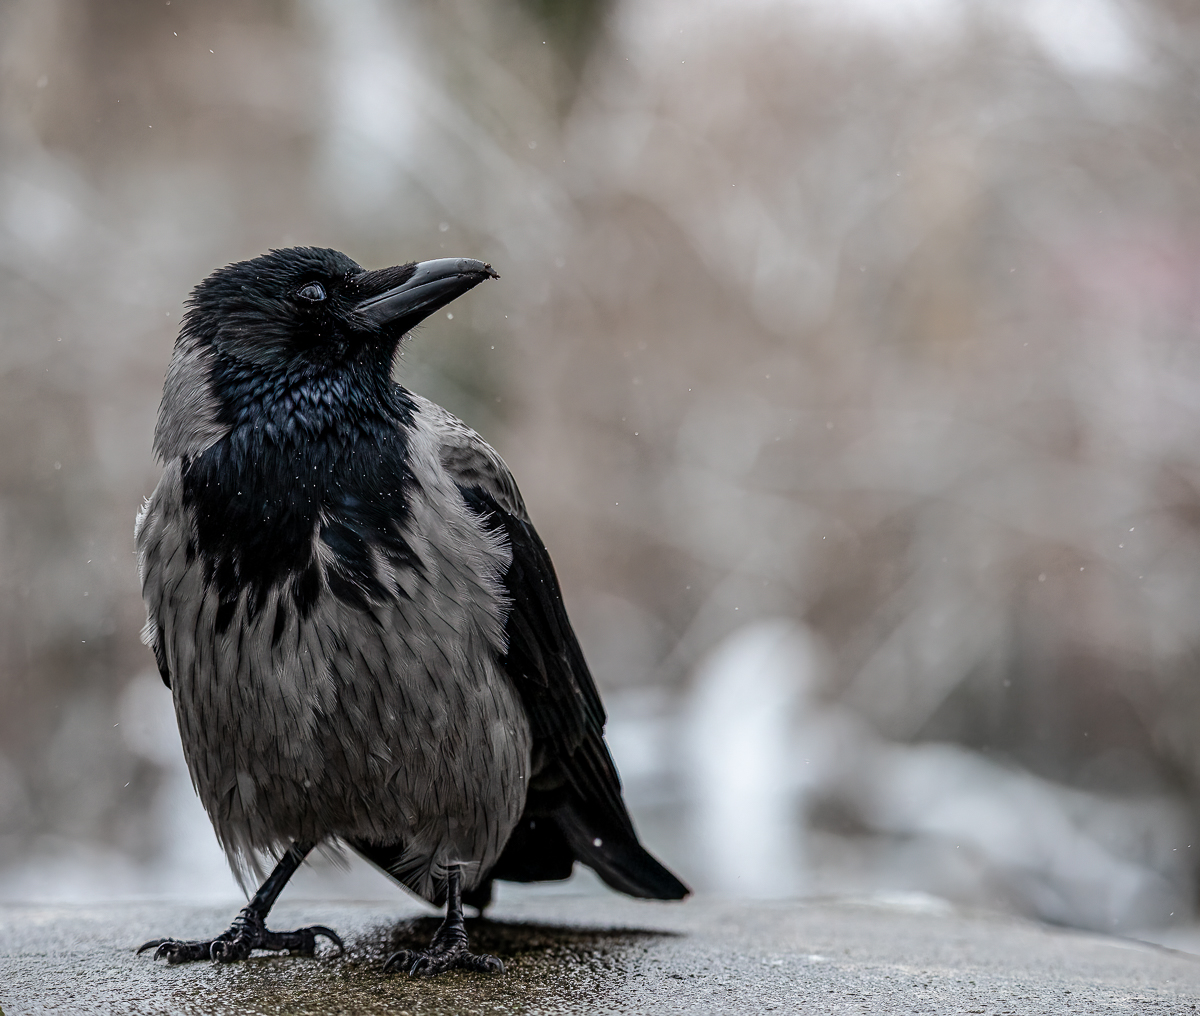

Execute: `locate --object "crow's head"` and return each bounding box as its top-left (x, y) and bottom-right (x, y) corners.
top-left (183, 246), bottom-right (497, 374)
top-left (155, 247), bottom-right (497, 458)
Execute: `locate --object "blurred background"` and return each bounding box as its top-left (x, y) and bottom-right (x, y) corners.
top-left (3, 0), bottom-right (1200, 939)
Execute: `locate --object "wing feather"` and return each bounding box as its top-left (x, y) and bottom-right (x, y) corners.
top-left (424, 403), bottom-right (687, 901)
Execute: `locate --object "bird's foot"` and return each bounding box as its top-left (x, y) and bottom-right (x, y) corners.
top-left (137, 906), bottom-right (343, 964)
top-left (384, 921), bottom-right (503, 977)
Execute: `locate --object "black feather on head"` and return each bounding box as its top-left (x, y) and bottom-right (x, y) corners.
top-left (182, 247), bottom-right (414, 375)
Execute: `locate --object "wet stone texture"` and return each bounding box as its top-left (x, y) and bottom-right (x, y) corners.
top-left (3, 895), bottom-right (1200, 1014)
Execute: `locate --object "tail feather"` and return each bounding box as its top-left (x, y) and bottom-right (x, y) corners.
top-left (556, 802), bottom-right (690, 901)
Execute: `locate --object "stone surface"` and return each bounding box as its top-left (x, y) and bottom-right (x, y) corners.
top-left (2, 893), bottom-right (1199, 1014)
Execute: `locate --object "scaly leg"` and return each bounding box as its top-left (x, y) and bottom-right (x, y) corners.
top-left (384, 865), bottom-right (503, 977)
top-left (137, 841), bottom-right (343, 964)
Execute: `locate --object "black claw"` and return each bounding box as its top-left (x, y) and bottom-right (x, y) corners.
top-left (383, 948), bottom-right (416, 974)
top-left (384, 944), bottom-right (504, 978)
top-left (136, 909), bottom-right (343, 965)
top-left (307, 925), bottom-right (345, 954)
top-left (209, 935), bottom-right (252, 963)
top-left (136, 937), bottom-right (218, 964)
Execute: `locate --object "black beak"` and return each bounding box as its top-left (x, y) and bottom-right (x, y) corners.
top-left (355, 258), bottom-right (499, 332)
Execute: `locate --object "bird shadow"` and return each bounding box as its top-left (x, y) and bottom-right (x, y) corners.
top-left (370, 914), bottom-right (675, 961)
top-left (340, 914), bottom-right (678, 982)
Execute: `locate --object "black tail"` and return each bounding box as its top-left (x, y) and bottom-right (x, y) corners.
top-left (555, 732), bottom-right (690, 899)
top-left (484, 744), bottom-right (690, 902)
top-left (481, 802), bottom-right (689, 901)
top-left (555, 801), bottom-right (689, 899)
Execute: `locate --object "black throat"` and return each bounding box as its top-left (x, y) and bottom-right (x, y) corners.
top-left (181, 356), bottom-right (420, 636)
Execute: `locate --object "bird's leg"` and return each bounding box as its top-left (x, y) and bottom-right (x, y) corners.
top-left (137, 841), bottom-right (343, 964)
top-left (384, 865), bottom-right (504, 977)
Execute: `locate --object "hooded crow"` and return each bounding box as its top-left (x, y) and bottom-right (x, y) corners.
top-left (134, 247), bottom-right (688, 976)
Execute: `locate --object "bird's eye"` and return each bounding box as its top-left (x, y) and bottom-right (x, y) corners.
top-left (298, 282), bottom-right (326, 302)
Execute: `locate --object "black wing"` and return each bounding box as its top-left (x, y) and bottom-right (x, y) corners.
top-left (457, 483), bottom-right (688, 901)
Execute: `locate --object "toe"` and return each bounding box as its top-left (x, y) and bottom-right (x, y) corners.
top-left (139, 939), bottom-right (212, 964)
top-left (463, 952), bottom-right (504, 974)
top-left (382, 943), bottom-right (503, 978)
top-left (383, 948), bottom-right (416, 974)
top-left (210, 936), bottom-right (251, 963)
top-left (306, 924), bottom-right (345, 955)
top-left (407, 953), bottom-right (436, 977)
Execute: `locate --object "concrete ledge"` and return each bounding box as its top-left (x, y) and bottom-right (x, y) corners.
top-left (2, 895), bottom-right (1198, 1014)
